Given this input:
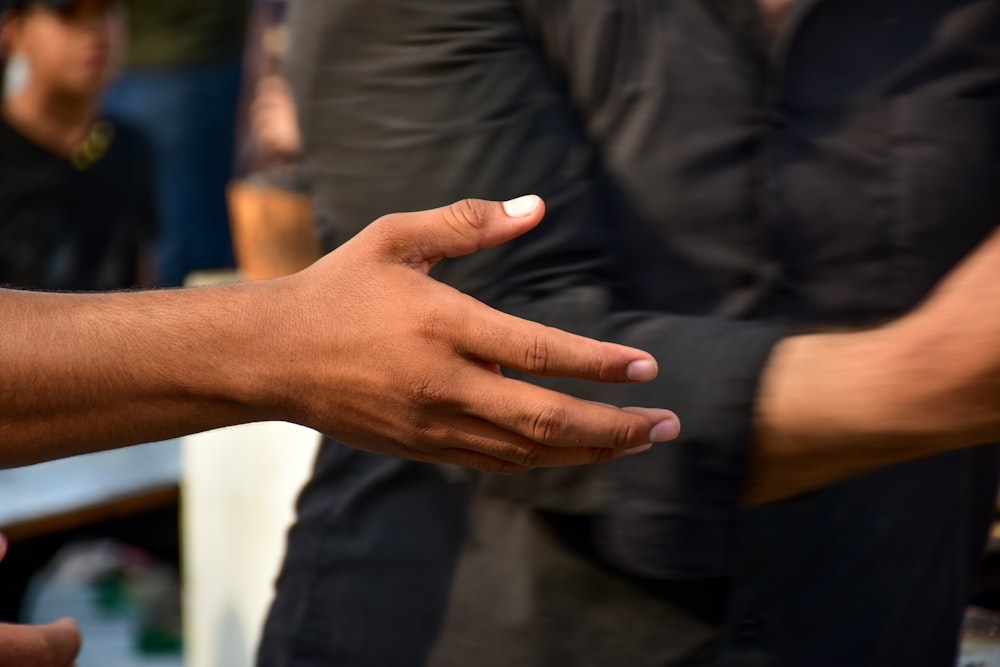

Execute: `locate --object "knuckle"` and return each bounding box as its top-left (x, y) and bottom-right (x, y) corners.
top-left (405, 377), bottom-right (449, 407)
top-left (611, 419), bottom-right (640, 449)
top-left (519, 444), bottom-right (542, 469)
top-left (448, 198), bottom-right (488, 231)
top-left (523, 334), bottom-right (550, 374)
top-left (364, 214), bottom-right (405, 252)
top-left (405, 420), bottom-right (454, 458)
top-left (372, 211), bottom-right (401, 228)
top-left (414, 307), bottom-right (447, 341)
top-left (530, 403), bottom-right (568, 443)
top-left (368, 212), bottom-right (399, 238)
top-left (594, 341), bottom-right (618, 380)
top-left (411, 416), bottom-right (444, 440)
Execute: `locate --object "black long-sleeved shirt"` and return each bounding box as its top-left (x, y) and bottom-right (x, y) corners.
top-left (259, 2), bottom-right (1000, 665)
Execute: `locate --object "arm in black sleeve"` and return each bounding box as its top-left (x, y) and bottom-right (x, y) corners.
top-left (287, 0), bottom-right (788, 578)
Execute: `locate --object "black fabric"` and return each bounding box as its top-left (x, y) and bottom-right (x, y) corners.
top-left (258, 446), bottom-right (468, 667)
top-left (259, 1), bottom-right (1000, 665)
top-left (0, 115), bottom-right (156, 291)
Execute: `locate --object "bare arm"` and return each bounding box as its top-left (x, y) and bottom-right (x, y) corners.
top-left (748, 226), bottom-right (1000, 504)
top-left (0, 196), bottom-right (679, 472)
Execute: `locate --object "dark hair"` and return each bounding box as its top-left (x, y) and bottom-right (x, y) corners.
top-left (1, 0), bottom-right (77, 13)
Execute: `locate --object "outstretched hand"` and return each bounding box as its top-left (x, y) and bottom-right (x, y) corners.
top-left (0, 196), bottom-right (678, 472)
top-left (256, 195), bottom-right (680, 472)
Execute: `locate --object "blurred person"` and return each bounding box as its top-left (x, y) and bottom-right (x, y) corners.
top-left (227, 0), bottom-right (317, 281)
top-left (234, 0), bottom-right (300, 171)
top-left (0, 0), bottom-right (155, 291)
top-left (102, 0), bottom-right (248, 286)
top-left (0, 195), bottom-right (682, 667)
top-left (256, 2), bottom-right (1000, 667)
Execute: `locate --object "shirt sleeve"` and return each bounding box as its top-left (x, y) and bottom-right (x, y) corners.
top-left (287, 0), bottom-right (789, 579)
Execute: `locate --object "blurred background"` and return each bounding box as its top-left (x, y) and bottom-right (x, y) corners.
top-left (2, 1), bottom-right (1000, 666)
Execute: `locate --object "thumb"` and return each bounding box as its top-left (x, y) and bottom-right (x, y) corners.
top-left (0, 618), bottom-right (82, 667)
top-left (366, 195), bottom-right (545, 273)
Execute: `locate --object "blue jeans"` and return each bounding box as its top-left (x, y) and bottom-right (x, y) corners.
top-left (104, 63), bottom-right (240, 286)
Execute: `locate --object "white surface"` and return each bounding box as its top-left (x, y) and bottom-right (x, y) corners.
top-left (0, 440), bottom-right (181, 527)
top-left (182, 422), bottom-right (319, 667)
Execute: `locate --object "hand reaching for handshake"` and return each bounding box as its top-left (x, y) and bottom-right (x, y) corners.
top-left (0, 196), bottom-right (680, 666)
top-left (1, 196), bottom-right (679, 471)
top-left (252, 194), bottom-right (680, 471)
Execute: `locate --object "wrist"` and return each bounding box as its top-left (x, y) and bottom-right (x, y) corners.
top-left (748, 325), bottom-right (927, 503)
top-left (756, 328), bottom-right (897, 452)
top-left (211, 279), bottom-right (298, 425)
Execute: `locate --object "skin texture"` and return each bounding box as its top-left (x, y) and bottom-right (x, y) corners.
top-left (749, 225), bottom-right (1000, 504)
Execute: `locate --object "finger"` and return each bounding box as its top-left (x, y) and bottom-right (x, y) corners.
top-left (586, 401), bottom-right (681, 442)
top-left (365, 196), bottom-right (546, 272)
top-left (461, 370), bottom-right (680, 449)
top-left (0, 532), bottom-right (7, 560)
top-left (577, 405), bottom-right (682, 444)
top-left (0, 618), bottom-right (81, 667)
top-left (451, 299), bottom-right (659, 383)
top-left (622, 406), bottom-right (683, 441)
top-left (406, 417), bottom-right (651, 472)
top-left (403, 418), bottom-right (653, 475)
top-left (438, 445), bottom-right (626, 473)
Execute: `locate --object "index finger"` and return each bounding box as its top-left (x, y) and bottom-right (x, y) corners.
top-left (451, 298), bottom-right (659, 383)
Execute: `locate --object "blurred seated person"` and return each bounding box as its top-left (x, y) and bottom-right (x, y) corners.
top-left (0, 0), bottom-right (157, 291)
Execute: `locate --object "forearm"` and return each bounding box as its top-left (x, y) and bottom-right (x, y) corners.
top-left (0, 284), bottom-right (272, 467)
top-left (749, 317), bottom-right (1000, 505)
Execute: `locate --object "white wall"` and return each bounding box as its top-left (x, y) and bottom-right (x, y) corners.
top-left (181, 423), bottom-right (320, 667)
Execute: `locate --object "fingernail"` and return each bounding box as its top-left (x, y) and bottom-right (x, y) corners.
top-left (649, 418), bottom-right (680, 442)
top-left (502, 194), bottom-right (541, 217)
top-left (624, 443), bottom-right (653, 455)
top-left (626, 359), bottom-right (658, 382)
